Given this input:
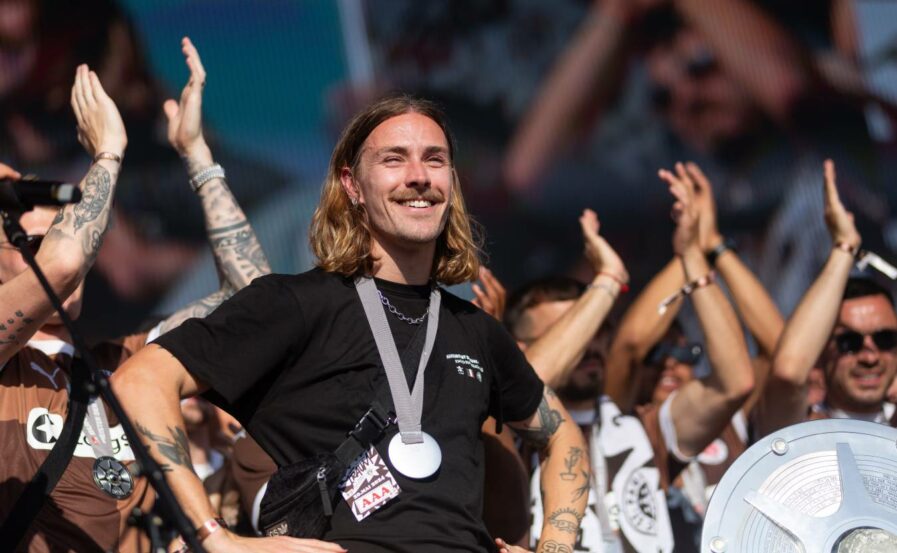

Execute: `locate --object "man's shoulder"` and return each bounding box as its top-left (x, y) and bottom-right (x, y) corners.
top-left (269, 267), bottom-right (352, 294)
top-left (439, 287), bottom-right (494, 324)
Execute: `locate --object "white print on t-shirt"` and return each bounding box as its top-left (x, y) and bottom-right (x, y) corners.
top-left (25, 407), bottom-right (135, 460)
top-left (446, 353), bottom-right (483, 383)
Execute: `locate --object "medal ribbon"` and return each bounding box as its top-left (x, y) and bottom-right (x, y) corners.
top-left (355, 277), bottom-right (440, 445)
top-left (83, 393), bottom-right (115, 458)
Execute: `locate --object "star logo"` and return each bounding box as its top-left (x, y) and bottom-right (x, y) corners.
top-left (26, 408), bottom-right (64, 450)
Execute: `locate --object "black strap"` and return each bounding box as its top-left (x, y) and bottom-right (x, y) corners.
top-left (0, 355), bottom-right (92, 546)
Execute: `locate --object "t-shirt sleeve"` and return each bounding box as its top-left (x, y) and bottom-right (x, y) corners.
top-left (486, 318), bottom-right (544, 423)
top-left (153, 275), bottom-right (304, 406)
top-left (638, 402), bottom-right (687, 490)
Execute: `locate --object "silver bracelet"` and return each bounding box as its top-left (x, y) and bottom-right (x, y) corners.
top-left (189, 163), bottom-right (225, 192)
top-left (586, 281), bottom-right (619, 300)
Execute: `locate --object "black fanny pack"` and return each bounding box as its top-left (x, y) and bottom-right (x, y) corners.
top-left (258, 403), bottom-right (392, 538)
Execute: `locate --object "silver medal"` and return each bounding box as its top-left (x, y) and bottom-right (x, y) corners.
top-left (92, 456), bottom-right (134, 499)
top-left (388, 432), bottom-right (442, 479)
top-left (356, 278), bottom-right (444, 481)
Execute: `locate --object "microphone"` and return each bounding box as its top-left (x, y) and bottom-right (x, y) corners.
top-left (0, 178), bottom-right (82, 212)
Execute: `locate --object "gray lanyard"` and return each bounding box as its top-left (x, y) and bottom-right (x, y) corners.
top-left (83, 395), bottom-right (115, 458)
top-left (355, 276), bottom-right (440, 445)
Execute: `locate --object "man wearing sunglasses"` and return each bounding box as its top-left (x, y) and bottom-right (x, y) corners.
top-left (761, 161), bottom-right (897, 433)
top-left (604, 162), bottom-right (782, 540)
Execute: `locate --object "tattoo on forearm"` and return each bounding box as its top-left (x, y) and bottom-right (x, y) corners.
top-left (158, 287), bottom-right (233, 335)
top-left (208, 222), bottom-right (270, 286)
top-left (560, 447), bottom-right (583, 481)
top-left (539, 540), bottom-right (573, 553)
top-left (0, 310), bottom-right (34, 345)
top-left (195, 180), bottom-right (270, 289)
top-left (547, 507), bottom-right (584, 535)
top-left (136, 422), bottom-right (193, 472)
top-left (73, 165), bottom-right (111, 231)
top-left (572, 470), bottom-right (590, 501)
top-left (515, 394), bottom-right (565, 449)
top-left (44, 164), bottom-right (115, 265)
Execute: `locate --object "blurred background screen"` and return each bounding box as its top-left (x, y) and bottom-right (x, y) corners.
top-left (2, 0), bottom-right (896, 341)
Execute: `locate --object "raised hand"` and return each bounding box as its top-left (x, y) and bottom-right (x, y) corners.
top-left (685, 162), bottom-right (724, 253)
top-left (579, 208), bottom-right (628, 284)
top-left (472, 267), bottom-right (507, 321)
top-left (70, 64), bottom-right (127, 158)
top-left (163, 37), bottom-right (212, 163)
top-left (822, 159), bottom-right (861, 250)
top-left (659, 162), bottom-right (700, 256)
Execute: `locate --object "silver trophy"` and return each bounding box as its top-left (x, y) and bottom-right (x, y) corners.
top-left (701, 419), bottom-right (897, 553)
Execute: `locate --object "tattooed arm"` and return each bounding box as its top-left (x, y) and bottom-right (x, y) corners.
top-left (0, 66), bottom-right (125, 364)
top-left (507, 388), bottom-right (589, 553)
top-left (113, 346), bottom-right (343, 553)
top-left (156, 38), bottom-right (270, 334)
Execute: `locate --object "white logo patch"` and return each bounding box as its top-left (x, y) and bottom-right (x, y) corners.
top-left (25, 407), bottom-right (135, 461)
top-left (26, 408), bottom-right (63, 447)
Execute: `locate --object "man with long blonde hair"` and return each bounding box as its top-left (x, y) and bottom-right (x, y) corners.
top-left (112, 95), bottom-right (588, 552)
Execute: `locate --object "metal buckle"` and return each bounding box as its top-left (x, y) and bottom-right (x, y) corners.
top-left (348, 406), bottom-right (391, 439)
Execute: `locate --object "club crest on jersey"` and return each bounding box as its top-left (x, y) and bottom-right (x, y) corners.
top-left (446, 353), bottom-right (483, 383)
top-left (621, 468), bottom-right (659, 535)
top-left (27, 409), bottom-right (63, 446)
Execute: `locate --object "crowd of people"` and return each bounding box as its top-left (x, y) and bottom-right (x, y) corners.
top-left (1, 28), bottom-right (896, 553)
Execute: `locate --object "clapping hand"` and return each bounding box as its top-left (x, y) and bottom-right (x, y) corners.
top-left (580, 208), bottom-right (628, 284)
top-left (822, 159), bottom-right (861, 251)
top-left (659, 162), bottom-right (700, 256)
top-left (164, 37), bottom-right (212, 163)
top-left (70, 64), bottom-right (127, 159)
top-left (472, 267), bottom-right (507, 321)
top-left (684, 162), bottom-right (724, 253)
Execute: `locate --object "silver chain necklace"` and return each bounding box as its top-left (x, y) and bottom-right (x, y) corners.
top-left (377, 290), bottom-right (428, 325)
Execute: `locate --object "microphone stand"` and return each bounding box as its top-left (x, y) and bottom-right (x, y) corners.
top-left (0, 209), bottom-right (206, 553)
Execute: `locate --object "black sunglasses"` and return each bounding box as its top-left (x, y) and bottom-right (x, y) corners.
top-left (834, 329), bottom-right (897, 354)
top-left (645, 342), bottom-right (703, 367)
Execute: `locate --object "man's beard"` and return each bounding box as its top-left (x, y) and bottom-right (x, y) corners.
top-left (556, 375), bottom-right (603, 403)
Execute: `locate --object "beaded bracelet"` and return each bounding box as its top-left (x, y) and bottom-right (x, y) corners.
top-left (597, 271), bottom-right (630, 293)
top-left (658, 270), bottom-right (717, 314)
top-left (833, 241), bottom-right (859, 257)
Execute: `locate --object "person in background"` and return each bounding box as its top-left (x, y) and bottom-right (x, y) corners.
top-left (0, 36), bottom-right (270, 552)
top-left (758, 160), bottom-right (897, 433)
top-left (605, 162), bottom-right (782, 527)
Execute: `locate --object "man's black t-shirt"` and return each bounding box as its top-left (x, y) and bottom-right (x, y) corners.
top-left (154, 268), bottom-right (544, 552)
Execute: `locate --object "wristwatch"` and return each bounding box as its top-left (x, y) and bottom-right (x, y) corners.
top-left (706, 237), bottom-right (737, 267)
